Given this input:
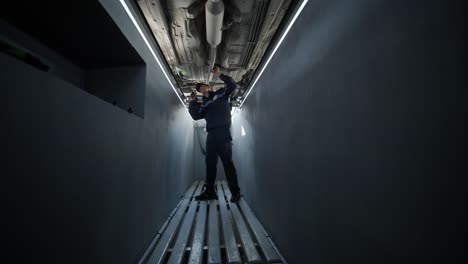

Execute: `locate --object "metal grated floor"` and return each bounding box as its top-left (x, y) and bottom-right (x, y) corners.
top-left (142, 181), bottom-right (286, 264)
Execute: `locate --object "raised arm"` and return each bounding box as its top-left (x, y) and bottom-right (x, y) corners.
top-left (212, 66), bottom-right (238, 97)
top-left (219, 74), bottom-right (238, 96)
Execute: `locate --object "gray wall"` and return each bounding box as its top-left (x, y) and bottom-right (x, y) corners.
top-left (86, 65), bottom-right (146, 118)
top-left (3, 0), bottom-right (196, 263)
top-left (231, 0), bottom-right (465, 263)
top-left (193, 120), bottom-right (208, 181)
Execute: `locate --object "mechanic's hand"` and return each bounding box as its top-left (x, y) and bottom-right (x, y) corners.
top-left (190, 91), bottom-right (197, 101)
top-left (211, 66), bottom-right (221, 78)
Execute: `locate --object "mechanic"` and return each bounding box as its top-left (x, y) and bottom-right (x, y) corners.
top-left (188, 66), bottom-right (241, 203)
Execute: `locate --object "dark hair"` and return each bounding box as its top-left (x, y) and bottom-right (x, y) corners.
top-left (196, 83), bottom-right (205, 92)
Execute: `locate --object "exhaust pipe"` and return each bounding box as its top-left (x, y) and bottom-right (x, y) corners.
top-left (205, 0), bottom-right (224, 82)
top-left (205, 0), bottom-right (224, 47)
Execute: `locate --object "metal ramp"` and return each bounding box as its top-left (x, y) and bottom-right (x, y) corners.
top-left (141, 181), bottom-right (286, 264)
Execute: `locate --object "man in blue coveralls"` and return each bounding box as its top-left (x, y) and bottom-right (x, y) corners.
top-left (189, 66), bottom-right (241, 203)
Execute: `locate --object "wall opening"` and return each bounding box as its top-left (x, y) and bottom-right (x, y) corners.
top-left (0, 1), bottom-right (146, 118)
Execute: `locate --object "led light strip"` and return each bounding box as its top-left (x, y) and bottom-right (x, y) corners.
top-left (236, 0), bottom-right (309, 112)
top-left (119, 0), bottom-right (186, 107)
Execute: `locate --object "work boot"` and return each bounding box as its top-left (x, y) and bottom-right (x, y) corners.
top-left (195, 186), bottom-right (217, 201)
top-left (230, 192), bottom-right (242, 203)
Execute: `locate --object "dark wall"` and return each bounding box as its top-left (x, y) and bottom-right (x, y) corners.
top-left (0, 19), bottom-right (84, 87)
top-left (0, 0), bottom-right (144, 69)
top-left (86, 65), bottom-right (146, 118)
top-left (231, 0), bottom-right (465, 263)
top-left (3, 0), bottom-right (196, 263)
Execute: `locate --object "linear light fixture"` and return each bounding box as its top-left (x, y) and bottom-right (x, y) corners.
top-left (119, 0), bottom-right (186, 107)
top-left (236, 0), bottom-right (309, 112)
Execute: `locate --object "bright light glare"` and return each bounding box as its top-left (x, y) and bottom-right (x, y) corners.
top-left (238, 0), bottom-right (309, 110)
top-left (231, 106), bottom-right (237, 116)
top-left (241, 125), bottom-right (246, 136)
top-left (119, 0), bottom-right (186, 107)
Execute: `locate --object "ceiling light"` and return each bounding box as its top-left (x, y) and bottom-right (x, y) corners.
top-left (119, 0), bottom-right (186, 108)
top-left (238, 0), bottom-right (309, 110)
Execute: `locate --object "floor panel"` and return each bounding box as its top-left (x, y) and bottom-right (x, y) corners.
top-left (143, 181), bottom-right (285, 264)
